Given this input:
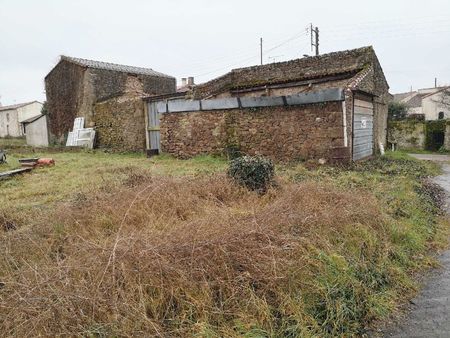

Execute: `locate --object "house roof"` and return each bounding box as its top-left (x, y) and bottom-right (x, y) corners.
top-left (393, 92), bottom-right (415, 103)
top-left (191, 46), bottom-right (388, 99)
top-left (0, 100), bottom-right (42, 112)
top-left (406, 94), bottom-right (424, 108)
top-left (21, 114), bottom-right (45, 124)
top-left (393, 87), bottom-right (450, 108)
top-left (56, 56), bottom-right (174, 79)
top-left (393, 92), bottom-right (424, 108)
top-left (421, 86), bottom-right (450, 99)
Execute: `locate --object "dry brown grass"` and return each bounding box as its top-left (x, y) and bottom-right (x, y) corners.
top-left (0, 168), bottom-right (395, 337)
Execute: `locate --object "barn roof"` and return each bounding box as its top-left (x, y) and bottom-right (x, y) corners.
top-left (49, 56), bottom-right (174, 79)
top-left (191, 46), bottom-right (388, 99)
top-left (21, 114), bottom-right (45, 124)
top-left (0, 101), bottom-right (41, 112)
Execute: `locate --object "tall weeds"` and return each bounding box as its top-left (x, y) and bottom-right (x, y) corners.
top-left (0, 160), bottom-right (447, 337)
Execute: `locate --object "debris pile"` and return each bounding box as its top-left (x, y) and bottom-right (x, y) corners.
top-left (66, 117), bottom-right (95, 148)
top-left (0, 157), bottom-right (55, 180)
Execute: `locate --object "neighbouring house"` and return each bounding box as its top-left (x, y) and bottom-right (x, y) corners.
top-left (45, 56), bottom-right (176, 150)
top-left (22, 114), bottom-right (49, 147)
top-left (144, 46), bottom-right (390, 162)
top-left (0, 101), bottom-right (43, 138)
top-left (393, 86), bottom-right (450, 120)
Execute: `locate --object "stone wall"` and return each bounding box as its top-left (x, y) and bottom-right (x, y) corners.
top-left (93, 96), bottom-right (146, 152)
top-left (45, 60), bottom-right (86, 143)
top-left (387, 120), bottom-right (425, 149)
top-left (444, 123), bottom-right (450, 150)
top-left (160, 101), bottom-right (349, 162)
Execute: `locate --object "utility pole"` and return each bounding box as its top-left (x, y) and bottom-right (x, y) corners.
top-left (260, 37), bottom-right (263, 65)
top-left (435, 77), bottom-right (438, 88)
top-left (310, 24), bottom-right (319, 56)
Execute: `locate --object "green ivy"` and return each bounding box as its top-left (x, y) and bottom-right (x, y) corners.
top-left (424, 120), bottom-right (446, 151)
top-left (228, 155), bottom-right (275, 193)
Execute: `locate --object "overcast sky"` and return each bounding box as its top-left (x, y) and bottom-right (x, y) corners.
top-left (1, 0), bottom-right (449, 105)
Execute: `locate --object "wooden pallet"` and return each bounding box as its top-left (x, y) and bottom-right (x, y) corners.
top-left (0, 167), bottom-right (33, 179)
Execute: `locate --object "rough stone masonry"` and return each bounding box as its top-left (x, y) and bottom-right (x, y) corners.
top-left (160, 101), bottom-right (347, 162)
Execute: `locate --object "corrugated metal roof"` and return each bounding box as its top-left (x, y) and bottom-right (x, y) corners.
top-left (60, 56), bottom-right (174, 78)
top-left (0, 101), bottom-right (40, 112)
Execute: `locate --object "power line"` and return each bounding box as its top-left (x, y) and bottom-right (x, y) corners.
top-left (192, 30), bottom-right (309, 78)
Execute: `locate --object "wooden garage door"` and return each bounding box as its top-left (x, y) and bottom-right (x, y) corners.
top-left (352, 98), bottom-right (374, 161)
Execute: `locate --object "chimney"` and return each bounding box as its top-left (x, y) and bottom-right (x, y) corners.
top-left (181, 78), bottom-right (187, 86)
top-left (187, 77), bottom-right (194, 85)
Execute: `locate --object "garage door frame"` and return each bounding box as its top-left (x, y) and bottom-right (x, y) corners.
top-left (352, 93), bottom-right (374, 161)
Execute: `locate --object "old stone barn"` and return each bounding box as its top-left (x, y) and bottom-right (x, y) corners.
top-left (45, 56), bottom-right (175, 150)
top-left (145, 46), bottom-right (390, 162)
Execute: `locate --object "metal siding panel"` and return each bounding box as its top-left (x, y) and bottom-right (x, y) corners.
top-left (354, 106), bottom-right (374, 116)
top-left (201, 98), bottom-right (239, 110)
top-left (354, 99), bottom-right (374, 109)
top-left (285, 88), bottom-right (344, 106)
top-left (353, 115), bottom-right (374, 122)
top-left (150, 132), bottom-right (160, 150)
top-left (353, 125), bottom-right (373, 136)
top-left (352, 99), bottom-right (374, 160)
top-left (354, 119), bottom-right (373, 129)
top-left (354, 128), bottom-right (373, 135)
top-left (168, 100), bottom-right (201, 112)
top-left (156, 101), bottom-right (167, 114)
top-left (353, 149), bottom-right (373, 161)
top-left (353, 143), bottom-right (373, 153)
top-left (240, 96), bottom-right (285, 108)
top-left (148, 102), bottom-right (160, 151)
top-left (353, 136), bottom-right (373, 146)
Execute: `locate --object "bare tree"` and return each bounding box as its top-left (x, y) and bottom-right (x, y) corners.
top-left (439, 87), bottom-right (450, 108)
top-left (432, 87), bottom-right (450, 110)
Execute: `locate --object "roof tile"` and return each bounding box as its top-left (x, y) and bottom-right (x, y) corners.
top-left (61, 56), bottom-right (174, 78)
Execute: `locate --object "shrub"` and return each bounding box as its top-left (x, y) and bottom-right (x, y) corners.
top-left (388, 102), bottom-right (408, 120)
top-left (228, 155), bottom-right (275, 192)
top-left (425, 120), bottom-right (446, 151)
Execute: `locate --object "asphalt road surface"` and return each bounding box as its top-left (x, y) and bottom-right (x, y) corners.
top-left (385, 154), bottom-right (450, 338)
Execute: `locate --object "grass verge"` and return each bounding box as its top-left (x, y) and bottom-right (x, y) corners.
top-left (0, 151), bottom-right (448, 337)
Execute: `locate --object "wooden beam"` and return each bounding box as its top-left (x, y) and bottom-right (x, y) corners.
top-left (0, 167), bottom-right (33, 179)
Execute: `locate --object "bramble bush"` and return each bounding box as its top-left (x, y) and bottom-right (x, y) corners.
top-left (228, 155), bottom-right (275, 192)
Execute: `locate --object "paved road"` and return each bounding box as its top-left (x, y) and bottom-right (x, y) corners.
top-left (409, 153), bottom-right (450, 162)
top-left (385, 154), bottom-right (450, 338)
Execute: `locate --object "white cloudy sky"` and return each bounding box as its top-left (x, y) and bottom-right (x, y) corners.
top-left (1, 0), bottom-right (449, 105)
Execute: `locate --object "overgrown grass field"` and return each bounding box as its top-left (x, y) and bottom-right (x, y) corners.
top-left (0, 149), bottom-right (448, 337)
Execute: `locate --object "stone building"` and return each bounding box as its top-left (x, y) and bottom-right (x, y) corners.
top-left (144, 46), bottom-right (390, 162)
top-left (45, 56), bottom-right (176, 150)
